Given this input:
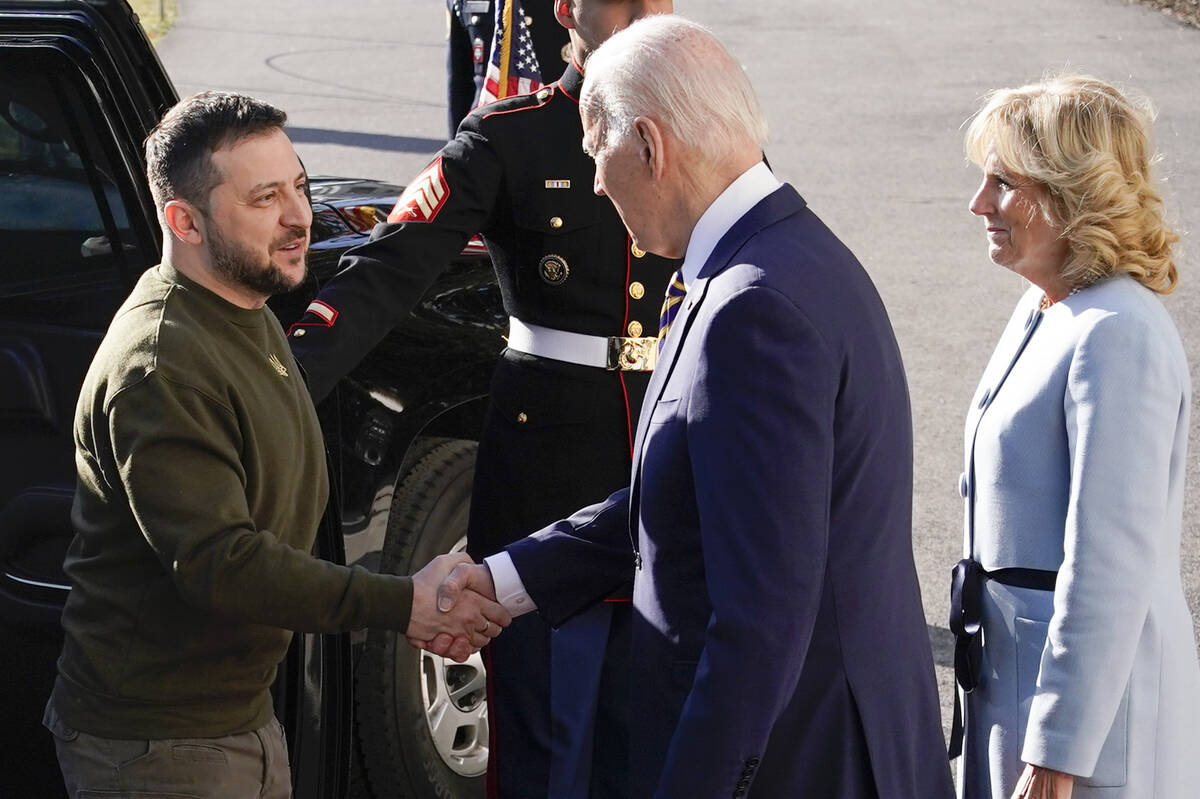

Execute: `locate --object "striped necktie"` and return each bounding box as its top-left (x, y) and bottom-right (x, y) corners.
top-left (657, 270), bottom-right (687, 354)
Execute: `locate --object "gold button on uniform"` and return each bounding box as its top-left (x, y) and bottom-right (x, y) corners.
top-left (516, 412), bottom-right (528, 424)
top-left (549, 216), bottom-right (563, 229)
top-left (627, 320), bottom-right (643, 337)
top-left (628, 281), bottom-right (645, 300)
top-left (631, 243), bottom-right (645, 258)
top-left (292, 328), bottom-right (306, 337)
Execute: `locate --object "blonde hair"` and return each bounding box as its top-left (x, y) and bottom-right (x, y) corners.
top-left (965, 73), bottom-right (1179, 294)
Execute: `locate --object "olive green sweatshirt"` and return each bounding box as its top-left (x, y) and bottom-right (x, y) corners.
top-left (51, 263), bottom-right (413, 739)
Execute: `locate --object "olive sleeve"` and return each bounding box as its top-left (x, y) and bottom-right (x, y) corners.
top-left (107, 373), bottom-right (413, 634)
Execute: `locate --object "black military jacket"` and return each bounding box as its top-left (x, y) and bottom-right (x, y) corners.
top-left (291, 62), bottom-right (678, 405)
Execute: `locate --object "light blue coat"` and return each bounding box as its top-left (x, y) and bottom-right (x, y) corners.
top-left (958, 275), bottom-right (1200, 798)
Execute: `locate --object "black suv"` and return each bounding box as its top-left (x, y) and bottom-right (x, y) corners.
top-left (0, 2), bottom-right (502, 797)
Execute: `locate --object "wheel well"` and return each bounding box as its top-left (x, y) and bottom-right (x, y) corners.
top-left (414, 395), bottom-right (487, 447)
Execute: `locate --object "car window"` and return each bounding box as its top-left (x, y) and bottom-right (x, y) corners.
top-left (0, 62), bottom-right (134, 319)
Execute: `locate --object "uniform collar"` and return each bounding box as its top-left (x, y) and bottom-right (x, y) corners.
top-left (557, 60), bottom-right (584, 103)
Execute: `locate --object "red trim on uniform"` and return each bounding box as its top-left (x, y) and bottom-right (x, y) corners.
top-left (484, 645), bottom-right (500, 799)
top-left (389, 157), bottom-right (450, 223)
top-left (621, 238), bottom-right (632, 336)
top-left (286, 300), bottom-right (339, 336)
top-left (481, 88), bottom-right (555, 120)
top-left (558, 60), bottom-right (585, 104)
top-left (307, 300), bottom-right (338, 325)
top-left (619, 237), bottom-right (635, 458)
top-left (619, 371), bottom-right (634, 459)
top-left (604, 598), bottom-right (632, 603)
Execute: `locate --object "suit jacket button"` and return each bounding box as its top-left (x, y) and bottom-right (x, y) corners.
top-left (627, 320), bottom-right (643, 337)
top-left (549, 216), bottom-right (563, 229)
top-left (629, 281), bottom-right (645, 299)
top-left (291, 328), bottom-right (306, 337)
top-left (516, 412), bottom-right (528, 424)
top-left (631, 243), bottom-right (646, 258)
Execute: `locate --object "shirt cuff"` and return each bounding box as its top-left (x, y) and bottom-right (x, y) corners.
top-left (483, 552), bottom-right (537, 617)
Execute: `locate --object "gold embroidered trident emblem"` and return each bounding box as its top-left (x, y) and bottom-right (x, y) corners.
top-left (268, 353), bottom-right (289, 377)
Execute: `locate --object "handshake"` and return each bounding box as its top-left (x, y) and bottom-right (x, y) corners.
top-left (405, 554), bottom-right (511, 662)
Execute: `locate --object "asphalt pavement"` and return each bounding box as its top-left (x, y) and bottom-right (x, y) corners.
top-left (158, 0), bottom-right (1200, 737)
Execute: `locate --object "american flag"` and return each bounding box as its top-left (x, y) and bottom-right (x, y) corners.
top-left (477, 0), bottom-right (543, 105)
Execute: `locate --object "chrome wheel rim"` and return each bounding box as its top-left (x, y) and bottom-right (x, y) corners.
top-left (420, 536), bottom-right (489, 776)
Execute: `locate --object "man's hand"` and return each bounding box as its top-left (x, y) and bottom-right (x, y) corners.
top-left (409, 562), bottom-right (503, 659)
top-left (1011, 764), bottom-right (1074, 799)
top-left (408, 554), bottom-right (510, 662)
top-left (437, 561), bottom-right (497, 611)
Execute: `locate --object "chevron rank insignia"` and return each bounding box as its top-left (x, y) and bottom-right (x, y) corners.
top-left (388, 157), bottom-right (449, 223)
top-left (288, 299), bottom-right (338, 338)
top-left (305, 300), bottom-right (337, 325)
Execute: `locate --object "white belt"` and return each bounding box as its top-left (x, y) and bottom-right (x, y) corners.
top-left (506, 318), bottom-right (657, 371)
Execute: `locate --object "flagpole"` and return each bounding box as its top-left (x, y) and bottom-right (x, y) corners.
top-left (497, 0), bottom-right (514, 99)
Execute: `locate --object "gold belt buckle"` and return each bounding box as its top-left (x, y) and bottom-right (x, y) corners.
top-left (607, 336), bottom-right (657, 371)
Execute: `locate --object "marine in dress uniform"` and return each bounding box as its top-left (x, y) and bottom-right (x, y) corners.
top-left (289, 61), bottom-right (677, 799)
top-left (445, 0), bottom-right (568, 138)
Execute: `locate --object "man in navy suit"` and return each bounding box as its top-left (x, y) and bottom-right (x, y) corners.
top-left (429, 15), bottom-right (953, 798)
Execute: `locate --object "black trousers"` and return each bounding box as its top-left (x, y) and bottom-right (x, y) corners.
top-left (469, 350), bottom-right (645, 798)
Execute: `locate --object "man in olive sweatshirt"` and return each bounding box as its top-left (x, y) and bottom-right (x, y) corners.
top-left (41, 92), bottom-right (510, 799)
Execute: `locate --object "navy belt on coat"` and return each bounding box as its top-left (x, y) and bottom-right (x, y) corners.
top-left (948, 560), bottom-right (1057, 758)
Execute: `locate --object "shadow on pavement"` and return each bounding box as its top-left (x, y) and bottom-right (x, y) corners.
top-left (286, 126), bottom-right (444, 154)
top-left (928, 624), bottom-right (954, 668)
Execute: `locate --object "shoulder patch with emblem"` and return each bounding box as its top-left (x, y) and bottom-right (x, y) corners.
top-left (389, 157), bottom-right (449, 223)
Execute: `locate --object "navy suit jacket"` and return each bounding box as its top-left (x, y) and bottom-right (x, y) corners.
top-left (507, 185), bottom-right (953, 798)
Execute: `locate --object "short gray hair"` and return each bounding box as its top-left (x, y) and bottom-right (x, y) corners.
top-left (581, 15), bottom-right (767, 164)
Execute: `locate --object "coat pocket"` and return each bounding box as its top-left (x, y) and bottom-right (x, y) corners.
top-left (1014, 616), bottom-right (1129, 787)
top-left (649, 396), bottom-right (680, 425)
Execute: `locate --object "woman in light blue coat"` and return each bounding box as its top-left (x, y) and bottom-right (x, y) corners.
top-left (953, 75), bottom-right (1200, 799)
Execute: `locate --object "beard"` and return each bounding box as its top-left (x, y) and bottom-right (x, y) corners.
top-left (208, 223), bottom-right (308, 298)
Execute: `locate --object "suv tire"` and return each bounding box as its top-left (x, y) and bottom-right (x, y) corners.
top-left (357, 439), bottom-right (486, 799)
